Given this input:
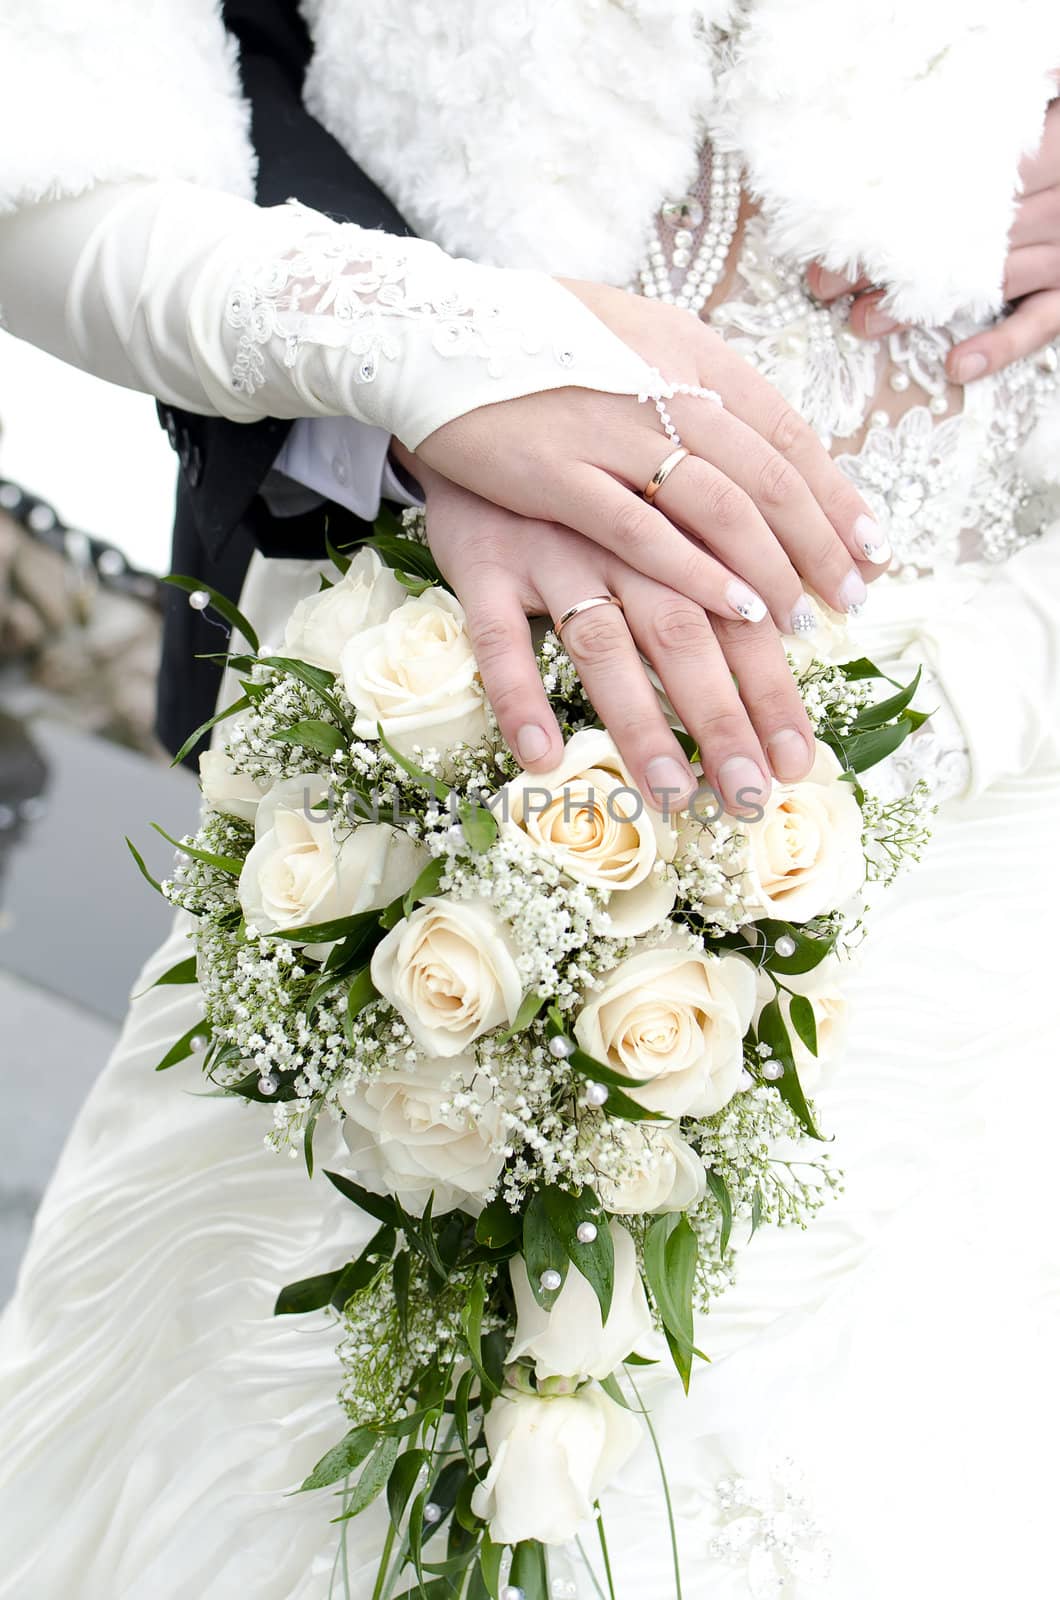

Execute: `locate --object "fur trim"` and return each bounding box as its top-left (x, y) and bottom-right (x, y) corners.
top-left (0, 0), bottom-right (255, 214)
top-left (302, 0), bottom-right (735, 283)
top-left (711, 0), bottom-right (1060, 325)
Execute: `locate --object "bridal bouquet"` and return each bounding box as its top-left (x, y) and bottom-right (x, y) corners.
top-left (135, 512), bottom-right (932, 1600)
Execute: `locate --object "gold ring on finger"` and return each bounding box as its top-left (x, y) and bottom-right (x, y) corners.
top-left (643, 446), bottom-right (691, 503)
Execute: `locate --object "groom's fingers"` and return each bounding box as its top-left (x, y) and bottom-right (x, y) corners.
top-left (455, 562), bottom-right (565, 770)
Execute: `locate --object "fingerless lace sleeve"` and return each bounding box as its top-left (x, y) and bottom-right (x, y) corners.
top-left (0, 180), bottom-right (656, 448)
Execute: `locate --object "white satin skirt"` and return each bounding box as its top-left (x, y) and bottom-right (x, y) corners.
top-left (1, 565), bottom-right (1058, 1599)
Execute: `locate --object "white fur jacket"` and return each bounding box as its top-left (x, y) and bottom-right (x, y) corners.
top-left (3, 0), bottom-right (1059, 326)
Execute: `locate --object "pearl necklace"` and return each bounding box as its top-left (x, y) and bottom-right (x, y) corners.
top-left (636, 147), bottom-right (742, 314)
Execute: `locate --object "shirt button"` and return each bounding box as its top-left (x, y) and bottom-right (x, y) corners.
top-left (331, 454), bottom-right (349, 487)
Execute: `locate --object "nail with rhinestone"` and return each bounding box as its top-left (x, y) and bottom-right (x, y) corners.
top-left (838, 570), bottom-right (868, 614)
top-left (727, 582), bottom-right (767, 623)
top-left (854, 514), bottom-right (891, 566)
top-left (788, 598), bottom-right (818, 636)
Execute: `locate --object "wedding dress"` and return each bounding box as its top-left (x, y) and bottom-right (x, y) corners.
top-left (2, 136), bottom-right (1059, 1597)
top-left (3, 2), bottom-right (1060, 1594)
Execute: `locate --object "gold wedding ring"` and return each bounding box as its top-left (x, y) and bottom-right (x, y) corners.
top-left (643, 445), bottom-right (690, 503)
top-left (553, 595), bottom-right (625, 641)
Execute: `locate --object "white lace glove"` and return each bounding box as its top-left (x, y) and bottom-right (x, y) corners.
top-left (0, 179), bottom-right (656, 448)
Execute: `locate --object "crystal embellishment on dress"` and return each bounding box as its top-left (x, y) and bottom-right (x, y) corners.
top-left (637, 150), bottom-right (742, 315)
top-left (707, 1459), bottom-right (834, 1599)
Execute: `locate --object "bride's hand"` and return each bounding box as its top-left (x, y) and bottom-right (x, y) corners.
top-left (808, 89), bottom-right (1060, 381)
top-left (404, 453), bottom-right (816, 815)
top-left (416, 282), bottom-right (887, 637)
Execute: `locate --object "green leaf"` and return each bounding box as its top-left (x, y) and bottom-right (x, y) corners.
top-left (257, 655), bottom-right (349, 727)
top-left (149, 822), bottom-right (242, 877)
top-left (332, 1435), bottom-right (402, 1520)
top-left (598, 1372), bottom-right (633, 1411)
top-left (830, 716), bottom-right (918, 775)
top-left (303, 1111), bottom-right (319, 1179)
top-left (496, 990), bottom-right (546, 1044)
top-left (388, 1447), bottom-right (430, 1531)
top-left (643, 1214), bottom-right (698, 1392)
top-left (522, 1190), bottom-right (570, 1311)
top-left (475, 1198), bottom-right (522, 1250)
top-left (564, 1044), bottom-right (654, 1092)
top-left (788, 994), bottom-right (818, 1057)
top-left (393, 1250), bottom-right (411, 1340)
top-left (755, 999), bottom-right (824, 1140)
top-left (546, 1188), bottom-right (614, 1321)
top-left (376, 726), bottom-right (451, 800)
top-left (453, 1368), bottom-right (477, 1464)
top-left (325, 524), bottom-right (351, 575)
top-left (324, 1169), bottom-right (403, 1228)
top-left (478, 1537), bottom-right (505, 1600)
top-left (460, 1276), bottom-right (497, 1396)
top-left (403, 856), bottom-right (447, 916)
top-left (299, 1426), bottom-right (378, 1491)
top-left (704, 1168), bottom-right (734, 1255)
top-left (366, 530), bottom-right (445, 587)
top-left (274, 1269), bottom-right (343, 1316)
top-left (170, 693), bottom-right (251, 768)
top-left (270, 719), bottom-right (345, 757)
top-left (422, 1459), bottom-right (467, 1548)
top-left (343, 966), bottom-right (379, 1046)
top-left (273, 908), bottom-right (382, 947)
top-left (165, 574), bottom-right (260, 653)
top-left (755, 920), bottom-right (836, 975)
top-left (331, 1226), bottom-right (397, 1313)
top-left (848, 667), bottom-right (922, 731)
top-left (126, 837), bottom-right (165, 897)
top-left (457, 800), bottom-right (498, 854)
top-left (510, 1541), bottom-right (549, 1600)
top-left (135, 953), bottom-right (197, 997)
top-left (154, 1021), bottom-right (204, 1073)
top-left (837, 655), bottom-right (896, 685)
top-left (750, 1183), bottom-right (764, 1239)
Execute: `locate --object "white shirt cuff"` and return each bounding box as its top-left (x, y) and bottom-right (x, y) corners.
top-left (273, 417), bottom-right (423, 521)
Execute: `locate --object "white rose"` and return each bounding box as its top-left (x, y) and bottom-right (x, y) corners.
top-left (340, 1055), bottom-right (505, 1215)
top-left (281, 546), bottom-right (404, 672)
top-left (507, 1221), bottom-right (653, 1381)
top-left (737, 742), bottom-right (866, 922)
top-left (370, 896), bottom-right (522, 1057)
top-left (574, 942), bottom-right (756, 1118)
top-left (754, 958), bottom-right (849, 1093)
top-left (495, 728), bottom-right (677, 936)
top-left (588, 1122), bottom-right (707, 1216)
top-left (339, 587), bottom-right (489, 764)
top-left (198, 747), bottom-right (270, 824)
top-left (238, 776), bottom-right (426, 940)
top-left (471, 1383), bottom-right (642, 1546)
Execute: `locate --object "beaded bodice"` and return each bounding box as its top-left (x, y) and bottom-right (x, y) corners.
top-left (636, 148), bottom-right (1060, 583)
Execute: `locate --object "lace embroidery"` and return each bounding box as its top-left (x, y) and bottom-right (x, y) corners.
top-left (225, 214), bottom-right (579, 398)
top-left (707, 1459), bottom-right (834, 1599)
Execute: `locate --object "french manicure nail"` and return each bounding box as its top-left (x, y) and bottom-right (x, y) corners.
top-left (854, 513), bottom-right (891, 565)
top-left (863, 307), bottom-right (898, 337)
top-left (718, 756), bottom-right (770, 817)
top-left (726, 582), bottom-right (767, 622)
top-left (645, 756), bottom-right (696, 813)
top-left (952, 351), bottom-right (988, 384)
top-left (838, 570), bottom-right (868, 615)
top-left (766, 728), bottom-right (812, 783)
top-left (516, 723), bottom-right (550, 764)
top-left (789, 597), bottom-right (818, 637)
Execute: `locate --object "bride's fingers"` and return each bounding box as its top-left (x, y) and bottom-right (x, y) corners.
top-left (616, 442), bottom-right (809, 632)
top-left (548, 465), bottom-right (773, 626)
top-left (845, 289), bottom-right (903, 340)
top-left (453, 560), bottom-right (566, 770)
top-left (534, 567), bottom-right (700, 811)
top-left (613, 572), bottom-right (774, 812)
top-left (805, 264), bottom-right (870, 301)
top-left (658, 402), bottom-right (877, 616)
top-left (689, 335), bottom-right (889, 587)
top-left (711, 613), bottom-right (816, 782)
top-left (947, 289), bottom-right (1060, 382)
top-left (1001, 244), bottom-right (1060, 302)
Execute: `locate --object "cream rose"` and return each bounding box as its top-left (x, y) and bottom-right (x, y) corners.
top-left (339, 586), bottom-right (489, 763)
top-left (754, 959), bottom-right (849, 1093)
top-left (574, 942), bottom-right (756, 1117)
top-left (341, 1055), bottom-right (505, 1215)
top-left (198, 746), bottom-right (270, 824)
top-left (238, 776), bottom-right (426, 940)
top-left (738, 742), bottom-right (865, 922)
top-left (471, 1383), bottom-right (642, 1546)
top-left (507, 1222), bottom-right (652, 1381)
top-left (587, 1122), bottom-right (707, 1216)
top-left (496, 728), bottom-right (677, 936)
top-left (370, 896), bottom-right (522, 1057)
top-left (281, 546), bottom-right (404, 672)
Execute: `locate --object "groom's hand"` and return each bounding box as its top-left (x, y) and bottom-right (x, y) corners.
top-left (416, 282), bottom-right (888, 635)
top-left (405, 452), bottom-right (816, 816)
